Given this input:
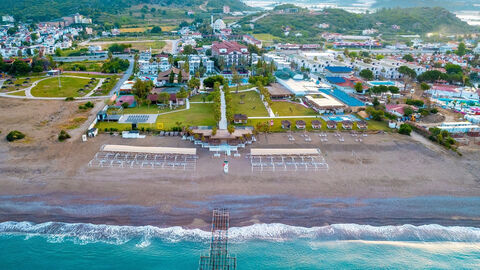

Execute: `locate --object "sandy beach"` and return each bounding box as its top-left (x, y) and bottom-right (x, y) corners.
top-left (1, 98), bottom-right (480, 228)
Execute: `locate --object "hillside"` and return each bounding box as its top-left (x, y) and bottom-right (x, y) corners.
top-left (0, 0), bottom-right (252, 22)
top-left (248, 7), bottom-right (477, 38)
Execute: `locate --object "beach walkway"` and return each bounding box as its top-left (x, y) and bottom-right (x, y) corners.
top-left (219, 89), bottom-right (228, 129)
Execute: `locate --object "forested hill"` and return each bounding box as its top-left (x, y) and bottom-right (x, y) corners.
top-left (249, 7), bottom-right (477, 37)
top-left (0, 0), bottom-right (252, 22)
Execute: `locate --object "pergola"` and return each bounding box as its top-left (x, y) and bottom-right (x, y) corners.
top-left (89, 145), bottom-right (198, 170)
top-left (249, 148), bottom-right (328, 172)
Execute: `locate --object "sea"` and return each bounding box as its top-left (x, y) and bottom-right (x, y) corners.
top-left (1, 221), bottom-right (479, 269)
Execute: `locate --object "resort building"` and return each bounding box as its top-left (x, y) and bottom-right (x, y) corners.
top-left (211, 41), bottom-right (249, 67)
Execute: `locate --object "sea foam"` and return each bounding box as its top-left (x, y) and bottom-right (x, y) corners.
top-left (0, 221), bottom-right (479, 245)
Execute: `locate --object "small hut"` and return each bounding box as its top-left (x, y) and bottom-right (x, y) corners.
top-left (295, 120), bottom-right (306, 130)
top-left (311, 120), bottom-right (322, 129)
top-left (233, 114), bottom-right (248, 124)
top-left (342, 120), bottom-right (353, 130)
top-left (327, 120), bottom-right (337, 129)
top-left (281, 120), bottom-right (291, 130)
top-left (327, 120), bottom-right (337, 130)
top-left (357, 120), bottom-right (368, 130)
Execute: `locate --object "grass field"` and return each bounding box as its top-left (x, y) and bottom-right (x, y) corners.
top-left (189, 93), bottom-right (213, 102)
top-left (231, 91), bottom-right (268, 117)
top-left (1, 76), bottom-right (45, 92)
top-left (246, 118), bottom-right (326, 132)
top-left (7, 90), bottom-right (26, 96)
top-left (253, 33), bottom-right (276, 42)
top-left (31, 77), bottom-right (91, 97)
top-left (156, 104), bottom-right (216, 130)
top-left (108, 104), bottom-right (185, 115)
top-left (365, 119), bottom-right (392, 131)
top-left (270, 101), bottom-right (318, 116)
top-left (130, 41), bottom-right (167, 51)
top-left (58, 61), bottom-right (105, 72)
top-left (61, 73), bottom-right (117, 79)
top-left (119, 27), bottom-right (152, 33)
top-left (158, 25), bottom-right (176, 32)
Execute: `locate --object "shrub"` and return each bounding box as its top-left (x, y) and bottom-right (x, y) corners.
top-left (398, 124), bottom-right (412, 136)
top-left (6, 130), bottom-right (25, 142)
top-left (58, 130), bottom-right (71, 141)
top-left (65, 97), bottom-right (75, 101)
top-left (430, 108), bottom-right (438, 114)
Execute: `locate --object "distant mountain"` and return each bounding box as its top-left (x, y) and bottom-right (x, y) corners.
top-left (0, 0), bottom-right (253, 22)
top-left (248, 7), bottom-right (477, 38)
top-left (372, 0), bottom-right (480, 11)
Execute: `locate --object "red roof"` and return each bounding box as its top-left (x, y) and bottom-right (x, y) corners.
top-left (211, 41), bottom-right (248, 55)
top-left (432, 84), bottom-right (459, 93)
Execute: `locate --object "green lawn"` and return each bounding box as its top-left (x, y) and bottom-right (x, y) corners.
top-left (231, 91), bottom-right (268, 117)
top-left (61, 73), bottom-right (119, 79)
top-left (270, 101), bottom-right (318, 117)
top-left (156, 104), bottom-right (216, 130)
top-left (93, 77), bottom-right (120, 96)
top-left (31, 77), bottom-right (92, 97)
top-left (366, 119), bottom-right (392, 131)
top-left (59, 61), bottom-right (105, 72)
top-left (7, 90), bottom-right (25, 96)
top-left (253, 33), bottom-right (277, 42)
top-left (189, 93), bottom-right (213, 102)
top-left (108, 104), bottom-right (185, 114)
top-left (1, 76), bottom-right (45, 92)
top-left (246, 118), bottom-right (326, 132)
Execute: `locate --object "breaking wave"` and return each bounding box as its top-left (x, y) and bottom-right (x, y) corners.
top-left (0, 221), bottom-right (479, 246)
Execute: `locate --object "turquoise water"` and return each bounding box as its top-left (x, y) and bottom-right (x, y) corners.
top-left (1, 222), bottom-right (480, 269)
top-left (369, 81), bottom-right (395, 86)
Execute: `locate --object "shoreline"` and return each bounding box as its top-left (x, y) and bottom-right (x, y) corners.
top-left (1, 193), bottom-right (480, 229)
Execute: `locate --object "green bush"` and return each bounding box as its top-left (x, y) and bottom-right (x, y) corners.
top-left (398, 124), bottom-right (412, 136)
top-left (58, 130), bottom-right (71, 142)
top-left (65, 97), bottom-right (75, 101)
top-left (6, 130), bottom-right (25, 142)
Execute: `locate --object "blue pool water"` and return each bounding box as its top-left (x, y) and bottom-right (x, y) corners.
top-left (0, 222), bottom-right (479, 269)
top-left (369, 81), bottom-right (395, 86)
top-left (321, 115), bottom-right (360, 122)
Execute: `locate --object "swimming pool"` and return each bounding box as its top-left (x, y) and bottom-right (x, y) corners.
top-left (369, 81), bottom-right (395, 86)
top-left (321, 115), bottom-right (360, 122)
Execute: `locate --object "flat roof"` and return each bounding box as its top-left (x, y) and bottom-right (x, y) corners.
top-left (267, 83), bottom-right (294, 96)
top-left (305, 93), bottom-right (345, 108)
top-left (102, 145), bottom-right (196, 155)
top-left (250, 148), bottom-right (321, 156)
top-left (277, 78), bottom-right (330, 96)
